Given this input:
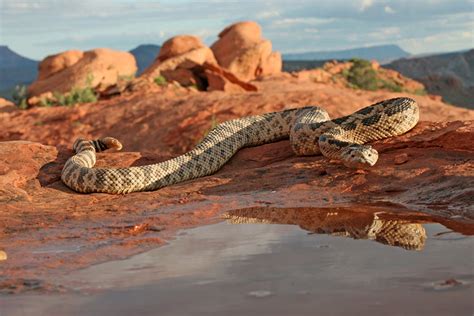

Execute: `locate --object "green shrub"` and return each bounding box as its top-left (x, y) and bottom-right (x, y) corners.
top-left (41, 74), bottom-right (97, 107)
top-left (344, 58), bottom-right (415, 93)
top-left (118, 74), bottom-right (135, 82)
top-left (413, 88), bottom-right (428, 96)
top-left (49, 87), bottom-right (97, 107)
top-left (154, 75), bottom-right (167, 86)
top-left (344, 59), bottom-right (378, 91)
top-left (379, 79), bottom-right (403, 92)
top-left (12, 85), bottom-right (28, 109)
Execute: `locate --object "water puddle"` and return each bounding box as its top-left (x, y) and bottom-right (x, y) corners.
top-left (3, 207), bottom-right (474, 315)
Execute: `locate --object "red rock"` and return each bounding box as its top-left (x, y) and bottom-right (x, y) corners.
top-left (203, 62), bottom-right (257, 92)
top-left (140, 35), bottom-right (256, 92)
top-left (28, 48), bottom-right (137, 97)
top-left (394, 153), bottom-right (409, 165)
top-left (211, 21), bottom-right (282, 81)
top-left (156, 35), bottom-right (205, 62)
top-left (0, 98), bottom-right (16, 113)
top-left (294, 60), bottom-right (426, 94)
top-left (36, 50), bottom-right (84, 80)
top-left (371, 60), bottom-right (380, 70)
top-left (1, 75), bottom-right (473, 155)
top-left (0, 120), bottom-right (473, 284)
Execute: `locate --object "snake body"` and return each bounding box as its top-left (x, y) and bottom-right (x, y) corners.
top-left (224, 207), bottom-right (427, 250)
top-left (61, 97), bottom-right (419, 194)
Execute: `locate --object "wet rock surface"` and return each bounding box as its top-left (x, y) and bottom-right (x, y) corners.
top-left (0, 117), bottom-right (473, 291)
top-left (2, 209), bottom-right (472, 315)
top-left (0, 62), bottom-right (473, 296)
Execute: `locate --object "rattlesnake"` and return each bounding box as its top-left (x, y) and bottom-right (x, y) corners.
top-left (61, 97), bottom-right (419, 194)
top-left (223, 207), bottom-right (427, 250)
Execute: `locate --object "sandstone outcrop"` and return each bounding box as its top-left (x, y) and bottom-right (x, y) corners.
top-left (386, 49), bottom-right (474, 108)
top-left (27, 48), bottom-right (137, 98)
top-left (36, 50), bottom-right (84, 81)
top-left (140, 35), bottom-right (256, 92)
top-left (0, 98), bottom-right (15, 113)
top-left (0, 120), bottom-right (473, 288)
top-left (1, 74), bottom-right (472, 154)
top-left (292, 60), bottom-right (425, 94)
top-left (1, 64), bottom-right (474, 292)
top-left (211, 21), bottom-right (282, 81)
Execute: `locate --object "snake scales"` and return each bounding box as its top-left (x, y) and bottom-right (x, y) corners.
top-left (61, 97), bottom-right (419, 194)
top-left (224, 207), bottom-right (427, 251)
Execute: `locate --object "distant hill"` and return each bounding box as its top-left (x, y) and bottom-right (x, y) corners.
top-left (129, 44), bottom-right (161, 74)
top-left (386, 49), bottom-right (474, 109)
top-left (282, 60), bottom-right (329, 72)
top-left (284, 44), bottom-right (410, 64)
top-left (0, 46), bottom-right (38, 99)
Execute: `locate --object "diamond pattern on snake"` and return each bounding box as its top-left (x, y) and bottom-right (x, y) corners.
top-left (223, 207), bottom-right (427, 251)
top-left (61, 97), bottom-right (419, 194)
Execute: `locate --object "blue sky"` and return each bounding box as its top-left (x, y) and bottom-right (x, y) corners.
top-left (1, 0), bottom-right (473, 60)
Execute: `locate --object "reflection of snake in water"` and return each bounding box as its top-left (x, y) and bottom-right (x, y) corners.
top-left (223, 207), bottom-right (427, 251)
top-left (61, 97), bottom-right (419, 193)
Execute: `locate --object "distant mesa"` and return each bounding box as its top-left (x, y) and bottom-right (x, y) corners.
top-left (386, 49), bottom-right (474, 109)
top-left (283, 44), bottom-right (410, 64)
top-left (0, 25), bottom-right (472, 109)
top-left (0, 45), bottom-right (38, 95)
top-left (129, 44), bottom-right (161, 75)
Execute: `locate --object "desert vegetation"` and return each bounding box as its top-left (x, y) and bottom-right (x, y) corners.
top-left (342, 58), bottom-right (426, 95)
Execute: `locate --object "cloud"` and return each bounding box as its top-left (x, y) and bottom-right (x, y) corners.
top-left (1, 0), bottom-right (473, 59)
top-left (368, 27), bottom-right (401, 40)
top-left (359, 0), bottom-right (375, 12)
top-left (303, 28), bottom-right (319, 33)
top-left (272, 17), bottom-right (334, 27)
top-left (2, 1), bottom-right (42, 10)
top-left (256, 10), bottom-right (280, 19)
top-left (384, 6), bottom-right (396, 14)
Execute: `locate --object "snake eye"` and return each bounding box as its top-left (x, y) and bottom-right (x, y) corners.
top-left (351, 154), bottom-right (355, 158)
top-left (368, 154), bottom-right (372, 157)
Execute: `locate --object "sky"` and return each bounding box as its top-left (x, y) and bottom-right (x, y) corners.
top-left (1, 0), bottom-right (473, 60)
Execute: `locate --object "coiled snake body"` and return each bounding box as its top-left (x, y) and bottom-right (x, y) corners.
top-left (61, 97), bottom-right (419, 194)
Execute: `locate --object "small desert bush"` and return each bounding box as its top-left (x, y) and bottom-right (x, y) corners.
top-left (344, 59), bottom-right (379, 91)
top-left (154, 75), bottom-right (167, 86)
top-left (413, 88), bottom-right (428, 96)
top-left (12, 85), bottom-right (29, 109)
top-left (344, 58), bottom-right (416, 93)
top-left (39, 74), bottom-right (98, 107)
top-left (55, 87), bottom-right (97, 106)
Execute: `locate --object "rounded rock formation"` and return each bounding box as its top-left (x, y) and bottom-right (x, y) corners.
top-left (211, 21), bottom-right (282, 81)
top-left (28, 48), bottom-right (137, 98)
top-left (157, 35), bottom-right (205, 62)
top-left (37, 50), bottom-right (84, 81)
top-left (140, 35), bottom-right (256, 92)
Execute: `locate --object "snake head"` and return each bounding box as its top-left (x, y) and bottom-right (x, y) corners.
top-left (341, 145), bottom-right (378, 169)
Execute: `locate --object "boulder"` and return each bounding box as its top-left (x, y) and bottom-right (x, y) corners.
top-left (156, 35), bottom-right (205, 62)
top-left (0, 98), bottom-right (16, 113)
top-left (140, 35), bottom-right (256, 92)
top-left (36, 50), bottom-right (84, 81)
top-left (203, 63), bottom-right (257, 92)
top-left (0, 98), bottom-right (14, 108)
top-left (28, 48), bottom-right (137, 98)
top-left (211, 21), bottom-right (282, 81)
top-left (140, 35), bottom-right (217, 89)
